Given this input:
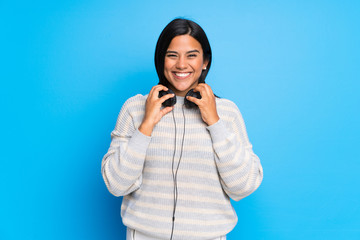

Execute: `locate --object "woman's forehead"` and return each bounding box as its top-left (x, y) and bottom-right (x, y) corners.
top-left (167, 35), bottom-right (202, 52)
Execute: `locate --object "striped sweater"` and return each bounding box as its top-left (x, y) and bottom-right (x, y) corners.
top-left (101, 94), bottom-right (263, 240)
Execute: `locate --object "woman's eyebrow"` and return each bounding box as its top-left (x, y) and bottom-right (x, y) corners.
top-left (166, 50), bottom-right (200, 54)
top-left (187, 50), bottom-right (200, 54)
top-left (166, 50), bottom-right (178, 54)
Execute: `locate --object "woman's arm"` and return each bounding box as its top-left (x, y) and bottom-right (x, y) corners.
top-left (101, 96), bottom-right (151, 197)
top-left (186, 84), bottom-right (263, 201)
top-left (101, 88), bottom-right (174, 197)
top-left (206, 101), bottom-right (263, 201)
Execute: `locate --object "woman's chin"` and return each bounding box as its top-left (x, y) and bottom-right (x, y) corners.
top-left (172, 88), bottom-right (190, 96)
top-left (171, 83), bottom-right (197, 94)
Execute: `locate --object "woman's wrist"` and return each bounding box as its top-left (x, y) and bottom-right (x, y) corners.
top-left (138, 120), bottom-right (154, 136)
top-left (206, 115), bottom-right (220, 126)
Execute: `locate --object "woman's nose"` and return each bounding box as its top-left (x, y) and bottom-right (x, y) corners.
top-left (176, 56), bottom-right (186, 69)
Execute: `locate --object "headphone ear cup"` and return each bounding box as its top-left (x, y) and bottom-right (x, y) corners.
top-left (184, 89), bottom-right (201, 108)
top-left (159, 88), bottom-right (177, 107)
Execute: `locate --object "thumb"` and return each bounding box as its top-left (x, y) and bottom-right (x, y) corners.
top-left (160, 106), bottom-right (174, 117)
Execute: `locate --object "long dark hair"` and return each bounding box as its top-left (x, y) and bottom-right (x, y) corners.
top-left (155, 18), bottom-right (212, 87)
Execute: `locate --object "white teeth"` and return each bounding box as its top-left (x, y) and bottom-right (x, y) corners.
top-left (175, 72), bottom-right (190, 77)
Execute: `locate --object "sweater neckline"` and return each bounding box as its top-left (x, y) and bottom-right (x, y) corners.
top-left (176, 96), bottom-right (185, 103)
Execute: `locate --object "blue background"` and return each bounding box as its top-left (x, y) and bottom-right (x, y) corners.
top-left (1, 0), bottom-right (359, 239)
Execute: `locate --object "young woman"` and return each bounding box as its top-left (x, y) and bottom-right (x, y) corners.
top-left (101, 18), bottom-right (263, 240)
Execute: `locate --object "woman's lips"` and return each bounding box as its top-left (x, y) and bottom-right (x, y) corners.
top-left (172, 72), bottom-right (191, 79)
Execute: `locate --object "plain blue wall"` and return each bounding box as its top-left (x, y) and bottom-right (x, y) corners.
top-left (1, 0), bottom-right (359, 239)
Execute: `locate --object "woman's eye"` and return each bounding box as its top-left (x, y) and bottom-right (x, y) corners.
top-left (166, 54), bottom-right (177, 58)
top-left (188, 54), bottom-right (197, 58)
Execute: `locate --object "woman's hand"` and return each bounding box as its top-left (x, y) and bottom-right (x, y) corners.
top-left (139, 85), bottom-right (174, 136)
top-left (186, 83), bottom-right (220, 126)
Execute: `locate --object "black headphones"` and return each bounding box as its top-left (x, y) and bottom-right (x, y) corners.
top-left (159, 88), bottom-right (201, 108)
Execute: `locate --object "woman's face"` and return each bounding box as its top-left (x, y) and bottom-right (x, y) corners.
top-left (164, 35), bottom-right (208, 96)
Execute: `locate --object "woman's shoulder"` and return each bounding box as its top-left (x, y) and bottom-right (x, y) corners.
top-left (120, 94), bottom-right (147, 111)
top-left (215, 97), bottom-right (243, 119)
top-left (216, 97), bottom-right (239, 110)
top-left (124, 94), bottom-right (147, 104)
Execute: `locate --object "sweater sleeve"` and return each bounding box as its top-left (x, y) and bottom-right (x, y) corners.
top-left (101, 96), bottom-right (151, 197)
top-left (206, 102), bottom-right (263, 201)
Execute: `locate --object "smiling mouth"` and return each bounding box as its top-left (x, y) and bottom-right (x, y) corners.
top-left (173, 72), bottom-right (191, 79)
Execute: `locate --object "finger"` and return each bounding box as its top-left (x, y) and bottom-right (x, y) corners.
top-left (159, 92), bottom-right (175, 103)
top-left (193, 84), bottom-right (204, 93)
top-left (154, 85), bottom-right (170, 97)
top-left (150, 84), bottom-right (168, 94)
top-left (186, 95), bottom-right (202, 106)
top-left (202, 83), bottom-right (213, 95)
top-left (198, 83), bottom-right (213, 95)
top-left (155, 84), bottom-right (168, 91)
top-left (149, 85), bottom-right (169, 98)
top-left (194, 84), bottom-right (213, 98)
top-left (149, 85), bottom-right (160, 93)
top-left (160, 106), bottom-right (174, 116)
top-left (148, 86), bottom-right (157, 98)
top-left (193, 84), bottom-right (208, 98)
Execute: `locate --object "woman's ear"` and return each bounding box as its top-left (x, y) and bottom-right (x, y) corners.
top-left (203, 59), bottom-right (209, 70)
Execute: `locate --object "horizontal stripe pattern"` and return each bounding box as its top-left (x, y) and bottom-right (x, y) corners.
top-left (122, 196), bottom-right (235, 216)
top-left (101, 94), bottom-right (263, 240)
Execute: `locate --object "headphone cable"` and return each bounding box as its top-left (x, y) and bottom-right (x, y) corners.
top-left (170, 104), bottom-right (186, 240)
